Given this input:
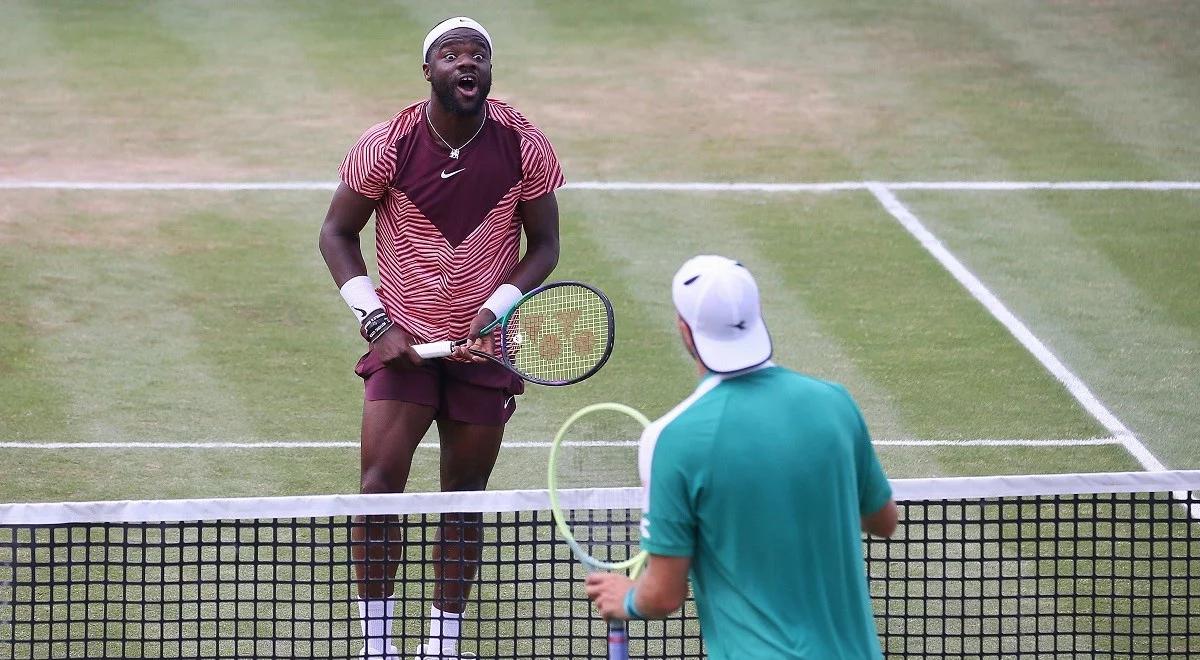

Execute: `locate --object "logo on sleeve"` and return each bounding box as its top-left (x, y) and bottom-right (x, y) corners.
top-left (640, 518), bottom-right (651, 539)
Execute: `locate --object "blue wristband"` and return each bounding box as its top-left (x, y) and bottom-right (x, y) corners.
top-left (623, 587), bottom-right (645, 621)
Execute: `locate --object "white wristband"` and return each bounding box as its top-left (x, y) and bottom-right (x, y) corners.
top-left (482, 283), bottom-right (523, 319)
top-left (339, 275), bottom-right (384, 323)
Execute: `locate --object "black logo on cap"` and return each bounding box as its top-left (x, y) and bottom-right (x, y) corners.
top-left (730, 320), bottom-right (747, 331)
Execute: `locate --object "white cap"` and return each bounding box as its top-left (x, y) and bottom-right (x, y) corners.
top-left (423, 17), bottom-right (493, 63)
top-left (672, 255), bottom-right (772, 374)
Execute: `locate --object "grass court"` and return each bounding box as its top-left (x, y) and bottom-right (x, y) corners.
top-left (0, 1), bottom-right (1197, 504)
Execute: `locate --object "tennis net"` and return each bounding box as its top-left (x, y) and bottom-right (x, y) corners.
top-left (1, 470), bottom-right (1198, 658)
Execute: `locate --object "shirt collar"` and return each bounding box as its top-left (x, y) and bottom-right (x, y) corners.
top-left (701, 360), bottom-right (776, 385)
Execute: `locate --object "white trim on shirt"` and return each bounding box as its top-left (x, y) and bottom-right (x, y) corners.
top-left (638, 361), bottom-right (776, 533)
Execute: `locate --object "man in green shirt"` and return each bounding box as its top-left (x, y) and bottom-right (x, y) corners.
top-left (586, 255), bottom-right (897, 659)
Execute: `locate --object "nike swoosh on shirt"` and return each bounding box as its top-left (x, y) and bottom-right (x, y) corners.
top-left (441, 168), bottom-right (466, 179)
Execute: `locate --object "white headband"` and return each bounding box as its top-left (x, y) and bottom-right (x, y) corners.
top-left (422, 17), bottom-right (493, 63)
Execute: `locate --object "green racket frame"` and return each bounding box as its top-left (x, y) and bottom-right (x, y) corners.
top-left (547, 402), bottom-right (652, 578)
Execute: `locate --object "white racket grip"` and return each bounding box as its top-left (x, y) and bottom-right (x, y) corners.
top-left (411, 340), bottom-right (455, 359)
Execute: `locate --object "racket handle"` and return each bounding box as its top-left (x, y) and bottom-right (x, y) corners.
top-left (607, 619), bottom-right (629, 660)
top-left (410, 340), bottom-right (455, 359)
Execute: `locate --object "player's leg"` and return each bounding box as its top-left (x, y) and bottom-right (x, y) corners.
top-left (353, 399), bottom-right (435, 659)
top-left (417, 365), bottom-right (517, 658)
top-left (352, 352), bottom-right (440, 659)
top-left (432, 418), bottom-right (505, 608)
top-left (418, 418), bottom-right (503, 659)
top-left (353, 398), bottom-right (436, 597)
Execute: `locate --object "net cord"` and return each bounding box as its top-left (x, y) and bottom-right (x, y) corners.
top-left (2, 470), bottom-right (1199, 526)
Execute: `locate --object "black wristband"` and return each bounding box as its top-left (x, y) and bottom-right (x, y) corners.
top-left (362, 309), bottom-right (394, 343)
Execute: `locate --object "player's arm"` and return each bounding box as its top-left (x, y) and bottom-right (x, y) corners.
top-left (862, 499), bottom-right (898, 538)
top-left (318, 182), bottom-right (422, 368)
top-left (585, 554), bottom-right (690, 621)
top-left (839, 385), bottom-right (897, 538)
top-left (318, 183), bottom-right (375, 287)
top-left (458, 191), bottom-right (560, 360)
top-left (508, 191), bottom-right (561, 291)
top-left (629, 555), bottom-right (691, 618)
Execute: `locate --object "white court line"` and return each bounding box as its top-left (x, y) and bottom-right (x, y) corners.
top-left (572, 180), bottom-right (1200, 192)
top-left (0, 440), bottom-right (615, 449)
top-left (867, 183), bottom-right (1165, 472)
top-left (885, 181), bottom-right (1200, 191)
top-left (567, 181), bottom-right (865, 192)
top-left (0, 437), bottom-right (1122, 449)
top-left (874, 438), bottom-right (1122, 447)
top-left (0, 180), bottom-right (1199, 192)
top-left (0, 181), bottom-right (337, 191)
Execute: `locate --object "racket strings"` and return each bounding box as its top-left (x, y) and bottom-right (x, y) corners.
top-left (505, 285), bottom-right (611, 383)
top-left (567, 509), bottom-right (641, 566)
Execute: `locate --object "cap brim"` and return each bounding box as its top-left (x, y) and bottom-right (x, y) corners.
top-left (692, 319), bottom-right (772, 374)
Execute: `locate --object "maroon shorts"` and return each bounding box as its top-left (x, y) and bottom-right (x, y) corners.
top-left (354, 351), bottom-right (524, 426)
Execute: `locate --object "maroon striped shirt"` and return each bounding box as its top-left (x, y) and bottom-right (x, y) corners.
top-left (340, 99), bottom-right (564, 342)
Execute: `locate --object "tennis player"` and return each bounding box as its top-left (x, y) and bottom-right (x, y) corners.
top-left (586, 255), bottom-right (898, 658)
top-left (318, 17), bottom-right (563, 660)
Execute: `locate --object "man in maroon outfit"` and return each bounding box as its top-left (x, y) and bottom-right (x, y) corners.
top-left (318, 16), bottom-right (563, 659)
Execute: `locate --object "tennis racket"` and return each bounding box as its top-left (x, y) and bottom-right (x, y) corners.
top-left (547, 403), bottom-right (651, 660)
top-left (411, 281), bottom-right (615, 386)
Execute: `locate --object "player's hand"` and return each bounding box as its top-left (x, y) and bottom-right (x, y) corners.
top-left (584, 572), bottom-right (634, 621)
top-left (369, 324), bottom-right (424, 369)
top-left (451, 309), bottom-right (496, 363)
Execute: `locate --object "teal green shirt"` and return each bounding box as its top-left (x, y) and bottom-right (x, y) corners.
top-left (638, 364), bottom-right (891, 659)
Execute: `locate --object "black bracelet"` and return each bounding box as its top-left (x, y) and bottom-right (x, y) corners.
top-left (362, 309), bottom-right (394, 343)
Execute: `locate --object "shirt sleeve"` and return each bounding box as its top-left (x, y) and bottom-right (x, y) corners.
top-left (839, 385), bottom-right (892, 516)
top-left (339, 121), bottom-right (395, 200)
top-left (640, 427), bottom-right (698, 557)
top-left (518, 127), bottom-right (565, 201)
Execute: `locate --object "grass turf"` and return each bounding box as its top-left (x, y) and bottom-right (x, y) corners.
top-left (0, 0), bottom-right (1196, 498)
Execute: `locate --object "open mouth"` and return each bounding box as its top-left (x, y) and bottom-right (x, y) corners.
top-left (457, 75), bottom-right (478, 93)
